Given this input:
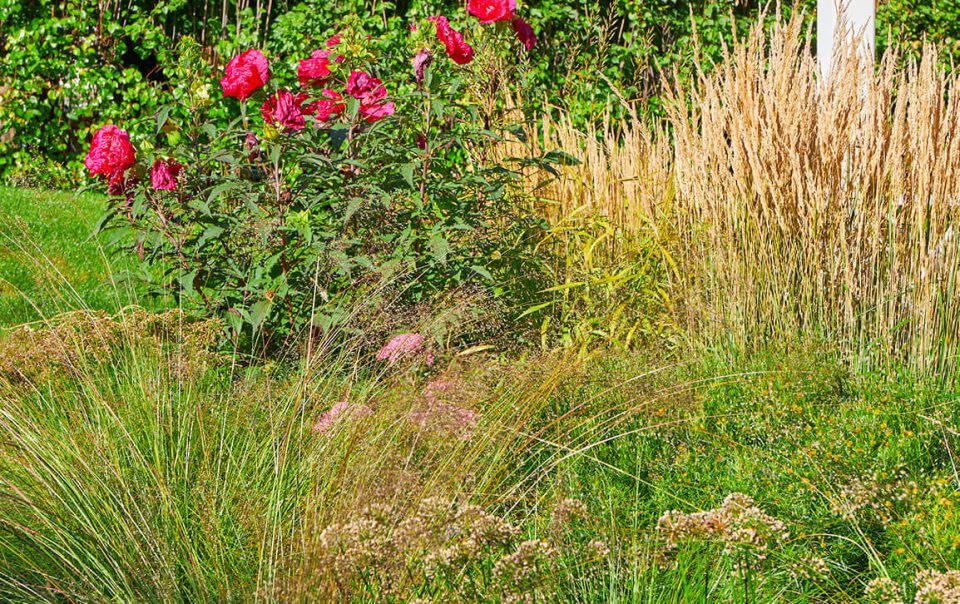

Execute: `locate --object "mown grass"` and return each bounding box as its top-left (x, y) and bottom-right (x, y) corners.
top-left (0, 186), bottom-right (133, 326)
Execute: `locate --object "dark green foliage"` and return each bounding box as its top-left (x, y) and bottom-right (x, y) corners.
top-left (98, 29), bottom-right (554, 349)
top-left (5, 0), bottom-right (960, 181)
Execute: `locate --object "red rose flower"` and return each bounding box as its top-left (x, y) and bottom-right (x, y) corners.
top-left (107, 170), bottom-right (130, 196)
top-left (345, 71), bottom-right (393, 122)
top-left (467, 0), bottom-right (516, 23)
top-left (150, 158), bottom-right (182, 191)
top-left (298, 50), bottom-right (334, 87)
top-left (221, 49), bottom-right (270, 100)
top-left (359, 100), bottom-right (395, 123)
top-left (84, 124), bottom-right (136, 177)
top-left (261, 90), bottom-right (306, 131)
top-left (346, 70), bottom-right (384, 99)
top-left (512, 17), bottom-right (537, 50)
top-left (299, 89), bottom-right (346, 122)
top-left (431, 16), bottom-right (474, 65)
top-left (326, 34), bottom-right (341, 48)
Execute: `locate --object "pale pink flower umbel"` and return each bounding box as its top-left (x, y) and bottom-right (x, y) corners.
top-left (376, 332), bottom-right (426, 365)
top-left (313, 400), bottom-right (373, 435)
top-left (409, 379), bottom-right (477, 439)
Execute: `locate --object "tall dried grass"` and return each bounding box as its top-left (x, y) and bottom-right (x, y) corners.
top-left (670, 15), bottom-right (960, 379)
top-left (507, 110), bottom-right (673, 240)
top-left (517, 14), bottom-right (960, 380)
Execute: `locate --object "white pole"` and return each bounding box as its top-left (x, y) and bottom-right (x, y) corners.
top-left (818, 0), bottom-right (876, 79)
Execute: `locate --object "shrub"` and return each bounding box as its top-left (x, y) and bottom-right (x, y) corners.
top-left (87, 13), bottom-right (555, 349)
top-left (11, 0), bottom-right (960, 181)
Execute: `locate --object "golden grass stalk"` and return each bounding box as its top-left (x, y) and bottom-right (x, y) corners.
top-left (669, 14), bottom-right (960, 378)
top-left (511, 14), bottom-right (960, 380)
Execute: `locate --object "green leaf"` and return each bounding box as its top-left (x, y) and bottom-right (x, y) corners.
top-left (250, 300), bottom-right (273, 335)
top-left (428, 234), bottom-right (449, 264)
top-left (400, 162), bottom-right (416, 188)
top-left (155, 105), bottom-right (172, 135)
top-left (470, 265), bottom-right (493, 280)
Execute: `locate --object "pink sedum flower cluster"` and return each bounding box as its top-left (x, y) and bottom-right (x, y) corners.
top-left (375, 332), bottom-right (431, 365)
top-left (313, 400), bottom-right (374, 435)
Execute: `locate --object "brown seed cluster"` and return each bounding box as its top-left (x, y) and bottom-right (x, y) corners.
top-left (657, 493), bottom-right (789, 571)
top-left (914, 570), bottom-right (960, 604)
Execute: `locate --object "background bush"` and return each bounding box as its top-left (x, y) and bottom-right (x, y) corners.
top-left (5, 0), bottom-right (960, 184)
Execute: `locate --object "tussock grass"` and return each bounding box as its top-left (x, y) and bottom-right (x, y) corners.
top-left (4, 317), bottom-right (958, 601)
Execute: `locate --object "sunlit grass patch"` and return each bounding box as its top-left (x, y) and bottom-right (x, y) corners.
top-left (0, 186), bottom-right (134, 326)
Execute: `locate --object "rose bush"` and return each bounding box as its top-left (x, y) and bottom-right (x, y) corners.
top-left (87, 8), bottom-right (555, 350)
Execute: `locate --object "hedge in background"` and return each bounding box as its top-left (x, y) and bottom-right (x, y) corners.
top-left (3, 0), bottom-right (960, 184)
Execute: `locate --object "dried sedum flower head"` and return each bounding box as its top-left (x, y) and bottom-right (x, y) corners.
top-left (587, 539), bottom-right (611, 559)
top-left (550, 497), bottom-right (589, 528)
top-left (493, 539), bottom-right (557, 603)
top-left (657, 493), bottom-right (789, 573)
top-left (864, 577), bottom-right (905, 604)
top-left (831, 468), bottom-right (917, 525)
top-left (914, 569), bottom-right (960, 604)
top-left (789, 556), bottom-right (830, 581)
top-left (314, 497), bottom-right (523, 599)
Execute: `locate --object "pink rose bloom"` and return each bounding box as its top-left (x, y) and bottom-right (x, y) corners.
top-left (313, 401), bottom-right (373, 435)
top-left (431, 16), bottom-right (474, 65)
top-left (150, 158), bottom-right (182, 191)
top-left (467, 0), bottom-right (516, 23)
top-left (298, 49), bottom-right (334, 87)
top-left (376, 333), bottom-right (426, 364)
top-left (326, 34), bottom-right (341, 48)
top-left (261, 90), bottom-right (305, 131)
top-left (221, 49), bottom-right (270, 100)
top-left (512, 17), bottom-right (537, 50)
top-left (359, 100), bottom-right (395, 123)
top-left (84, 124), bottom-right (136, 177)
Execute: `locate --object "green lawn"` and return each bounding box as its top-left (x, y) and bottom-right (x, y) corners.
top-left (0, 186), bottom-right (134, 326)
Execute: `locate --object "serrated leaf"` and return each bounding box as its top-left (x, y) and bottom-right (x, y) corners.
top-left (428, 234), bottom-right (449, 264)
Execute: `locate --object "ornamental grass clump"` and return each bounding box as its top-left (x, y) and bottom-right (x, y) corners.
top-left (83, 11), bottom-right (553, 351)
top-left (668, 14), bottom-right (960, 379)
